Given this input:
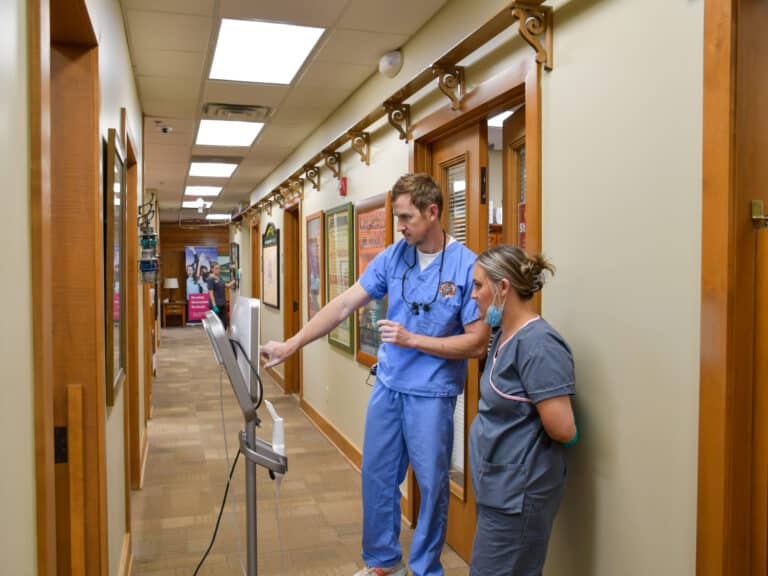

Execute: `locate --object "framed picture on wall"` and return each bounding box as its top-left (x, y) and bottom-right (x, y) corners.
top-left (104, 128), bottom-right (127, 406)
top-left (306, 210), bottom-right (324, 321)
top-left (355, 194), bottom-right (392, 367)
top-left (262, 223), bottom-right (280, 308)
top-left (229, 241), bottom-right (240, 286)
top-left (325, 203), bottom-right (354, 353)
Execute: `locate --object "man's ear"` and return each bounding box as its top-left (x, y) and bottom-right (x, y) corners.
top-left (428, 203), bottom-right (439, 222)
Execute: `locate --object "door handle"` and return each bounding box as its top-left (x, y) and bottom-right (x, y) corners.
top-left (752, 200), bottom-right (768, 228)
top-left (293, 301), bottom-right (299, 313)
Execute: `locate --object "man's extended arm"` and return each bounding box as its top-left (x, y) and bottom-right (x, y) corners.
top-left (261, 282), bottom-right (372, 367)
top-left (377, 318), bottom-right (489, 359)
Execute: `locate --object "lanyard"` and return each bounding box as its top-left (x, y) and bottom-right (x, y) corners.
top-left (488, 316), bottom-right (540, 402)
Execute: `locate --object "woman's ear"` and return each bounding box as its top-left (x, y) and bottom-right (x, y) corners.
top-left (498, 278), bottom-right (511, 300)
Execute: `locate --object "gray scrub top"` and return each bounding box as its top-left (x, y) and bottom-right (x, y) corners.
top-left (469, 318), bottom-right (575, 512)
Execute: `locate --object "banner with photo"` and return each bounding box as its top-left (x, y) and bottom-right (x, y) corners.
top-left (185, 246), bottom-right (218, 322)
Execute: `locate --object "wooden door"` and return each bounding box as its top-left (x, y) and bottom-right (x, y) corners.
top-left (283, 206), bottom-right (302, 394)
top-left (753, 228), bottom-right (768, 574)
top-left (502, 107), bottom-right (526, 247)
top-left (429, 121), bottom-right (488, 560)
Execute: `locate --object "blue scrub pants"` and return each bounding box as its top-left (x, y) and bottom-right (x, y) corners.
top-left (361, 383), bottom-right (456, 576)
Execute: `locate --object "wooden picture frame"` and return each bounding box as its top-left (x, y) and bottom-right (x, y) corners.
top-left (229, 241), bottom-right (239, 285)
top-left (261, 223), bottom-right (280, 308)
top-left (306, 210), bottom-right (324, 321)
top-left (325, 203), bottom-right (354, 353)
top-left (104, 128), bottom-right (127, 406)
top-left (355, 193), bottom-right (392, 367)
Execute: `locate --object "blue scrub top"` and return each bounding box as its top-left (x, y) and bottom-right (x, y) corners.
top-left (359, 238), bottom-right (480, 397)
top-left (469, 318), bottom-right (575, 512)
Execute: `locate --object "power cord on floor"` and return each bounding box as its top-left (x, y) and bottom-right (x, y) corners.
top-left (192, 448), bottom-right (241, 576)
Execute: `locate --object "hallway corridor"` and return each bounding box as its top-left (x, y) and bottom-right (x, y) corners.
top-left (131, 326), bottom-right (469, 575)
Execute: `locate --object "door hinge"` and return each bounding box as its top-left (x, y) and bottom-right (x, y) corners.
top-left (480, 166), bottom-right (487, 205)
top-left (54, 426), bottom-right (68, 464)
top-left (293, 301), bottom-right (299, 313)
top-left (752, 200), bottom-right (768, 228)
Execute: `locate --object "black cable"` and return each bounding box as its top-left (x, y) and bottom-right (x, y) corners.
top-left (192, 448), bottom-right (242, 576)
top-left (400, 231), bottom-right (447, 315)
top-left (230, 338), bottom-right (265, 410)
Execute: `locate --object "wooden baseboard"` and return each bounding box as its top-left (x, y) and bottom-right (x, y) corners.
top-left (119, 532), bottom-right (132, 576)
top-left (138, 433), bottom-right (149, 490)
top-left (259, 358), bottom-right (285, 391)
top-left (299, 398), bottom-right (362, 471)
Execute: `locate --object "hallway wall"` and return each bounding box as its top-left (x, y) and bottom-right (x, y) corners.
top-left (1, 0), bottom-right (36, 574)
top-left (247, 0), bottom-right (703, 574)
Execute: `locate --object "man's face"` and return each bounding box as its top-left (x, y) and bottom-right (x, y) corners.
top-left (393, 194), bottom-right (438, 247)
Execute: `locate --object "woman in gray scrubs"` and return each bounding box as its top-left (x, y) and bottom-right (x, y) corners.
top-left (469, 245), bottom-right (577, 576)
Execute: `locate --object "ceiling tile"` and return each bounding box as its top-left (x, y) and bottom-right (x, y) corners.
top-left (203, 81), bottom-right (289, 108)
top-left (121, 0), bottom-right (214, 16)
top-left (256, 123), bottom-right (314, 148)
top-left (218, 0), bottom-right (349, 28)
top-left (269, 104), bottom-right (333, 126)
top-left (142, 99), bottom-right (200, 118)
top-left (299, 61), bottom-right (373, 90)
top-left (314, 29), bottom-right (408, 65)
top-left (139, 75), bottom-right (200, 101)
top-left (132, 49), bottom-right (205, 80)
top-left (126, 10), bottom-right (212, 52)
top-left (336, 0), bottom-right (448, 35)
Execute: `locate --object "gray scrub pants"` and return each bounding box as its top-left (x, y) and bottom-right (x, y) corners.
top-left (470, 487), bottom-right (564, 576)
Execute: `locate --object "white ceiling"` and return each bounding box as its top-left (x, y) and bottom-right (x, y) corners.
top-left (120, 0), bottom-right (449, 222)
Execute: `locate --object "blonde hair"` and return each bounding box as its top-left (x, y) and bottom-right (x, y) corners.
top-left (476, 245), bottom-right (555, 301)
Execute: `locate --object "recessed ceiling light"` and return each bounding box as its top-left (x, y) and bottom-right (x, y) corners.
top-left (210, 19), bottom-right (325, 85)
top-left (184, 186), bottom-right (222, 197)
top-left (206, 213), bottom-right (231, 221)
top-left (196, 119), bottom-right (263, 147)
top-left (487, 111), bottom-right (513, 128)
top-left (182, 200), bottom-right (213, 209)
top-left (189, 162), bottom-right (238, 178)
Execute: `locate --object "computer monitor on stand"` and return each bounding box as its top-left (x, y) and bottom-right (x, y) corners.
top-left (202, 306), bottom-right (287, 576)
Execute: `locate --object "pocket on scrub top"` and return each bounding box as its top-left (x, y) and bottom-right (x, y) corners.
top-left (474, 459), bottom-right (526, 513)
top-left (417, 298), bottom-right (461, 337)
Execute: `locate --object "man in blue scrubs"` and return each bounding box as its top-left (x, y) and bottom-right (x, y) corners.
top-left (261, 173), bottom-right (488, 576)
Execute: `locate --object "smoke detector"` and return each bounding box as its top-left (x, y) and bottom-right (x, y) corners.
top-left (202, 103), bottom-right (272, 123)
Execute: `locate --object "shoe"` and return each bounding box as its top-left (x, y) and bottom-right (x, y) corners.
top-left (352, 560), bottom-right (407, 576)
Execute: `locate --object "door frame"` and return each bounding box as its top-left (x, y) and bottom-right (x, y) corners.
top-left (698, 0), bottom-right (768, 574)
top-left (407, 55), bottom-right (542, 544)
top-left (282, 203), bottom-right (303, 395)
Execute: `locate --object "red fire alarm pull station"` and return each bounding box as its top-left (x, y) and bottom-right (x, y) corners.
top-left (339, 176), bottom-right (348, 196)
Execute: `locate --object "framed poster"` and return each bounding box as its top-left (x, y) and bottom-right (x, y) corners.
top-left (104, 128), bottom-right (126, 406)
top-left (355, 194), bottom-right (392, 367)
top-left (325, 203), bottom-right (354, 353)
top-left (306, 211), bottom-right (324, 320)
top-left (262, 223), bottom-right (280, 308)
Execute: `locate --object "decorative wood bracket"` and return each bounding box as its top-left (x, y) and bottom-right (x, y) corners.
top-left (510, 1), bottom-right (553, 71)
top-left (384, 101), bottom-right (411, 142)
top-left (432, 65), bottom-right (465, 110)
top-left (323, 151), bottom-right (341, 180)
top-left (265, 200), bottom-right (273, 216)
top-left (274, 190), bottom-right (286, 208)
top-left (288, 178), bottom-right (304, 200)
top-left (349, 131), bottom-right (371, 165)
top-left (304, 165), bottom-right (320, 190)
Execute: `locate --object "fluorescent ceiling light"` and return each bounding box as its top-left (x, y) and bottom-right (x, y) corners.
top-left (189, 162), bottom-right (238, 178)
top-left (196, 119), bottom-right (263, 147)
top-left (488, 111), bottom-right (513, 128)
top-left (185, 185), bottom-right (222, 197)
top-left (206, 213), bottom-right (231, 221)
top-left (182, 200), bottom-right (213, 209)
top-left (210, 19), bottom-right (324, 85)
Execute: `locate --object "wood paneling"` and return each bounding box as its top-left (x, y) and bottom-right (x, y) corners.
top-left (158, 223), bottom-right (229, 300)
top-left (283, 206), bottom-right (301, 395)
top-left (29, 0), bottom-right (57, 572)
top-left (51, 39), bottom-right (106, 575)
top-left (67, 385), bottom-right (85, 576)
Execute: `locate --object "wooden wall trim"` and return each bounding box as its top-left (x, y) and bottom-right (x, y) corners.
top-left (117, 533), bottom-right (132, 576)
top-left (67, 385), bottom-right (85, 576)
top-left (697, 0), bottom-right (736, 574)
top-left (299, 399), bottom-right (362, 471)
top-left (29, 0), bottom-right (57, 573)
top-left (260, 358), bottom-right (285, 391)
top-left (139, 433), bottom-right (149, 490)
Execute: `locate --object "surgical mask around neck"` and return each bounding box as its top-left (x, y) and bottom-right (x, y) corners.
top-left (484, 289), bottom-right (505, 327)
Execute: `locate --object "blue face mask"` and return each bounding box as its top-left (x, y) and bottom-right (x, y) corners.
top-left (485, 303), bottom-right (503, 327)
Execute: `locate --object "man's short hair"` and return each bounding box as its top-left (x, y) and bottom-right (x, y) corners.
top-left (391, 173), bottom-right (443, 217)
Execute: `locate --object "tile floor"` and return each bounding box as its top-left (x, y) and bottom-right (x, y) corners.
top-left (131, 326), bottom-right (469, 576)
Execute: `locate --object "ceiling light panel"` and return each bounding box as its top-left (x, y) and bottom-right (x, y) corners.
top-left (184, 185), bottom-right (222, 197)
top-left (182, 200), bottom-right (213, 209)
top-left (209, 19), bottom-right (325, 85)
top-left (196, 119), bottom-right (263, 146)
top-left (189, 162), bottom-right (238, 177)
top-left (206, 213), bottom-right (231, 221)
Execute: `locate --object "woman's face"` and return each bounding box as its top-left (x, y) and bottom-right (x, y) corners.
top-left (471, 264), bottom-right (497, 317)
top-left (187, 266), bottom-right (194, 277)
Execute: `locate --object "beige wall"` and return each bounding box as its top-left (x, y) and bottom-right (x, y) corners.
top-left (86, 0), bottom-right (145, 572)
top-left (0, 0), bottom-right (37, 574)
top-left (245, 0), bottom-right (703, 573)
top-left (542, 1), bottom-right (703, 574)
